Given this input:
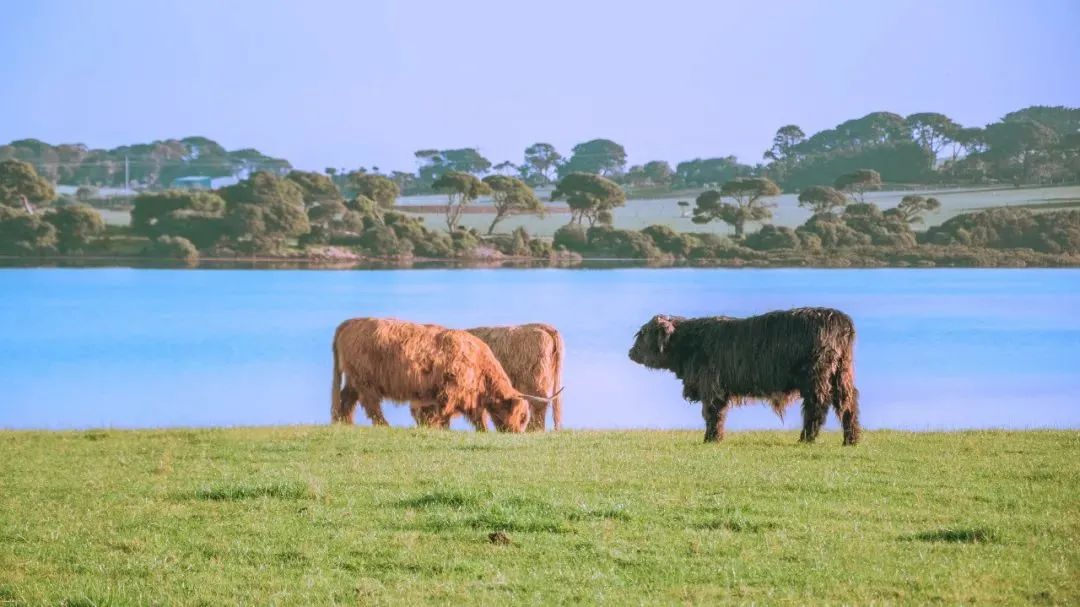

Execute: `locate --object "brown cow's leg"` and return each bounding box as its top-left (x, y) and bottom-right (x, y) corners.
top-left (334, 385), bottom-right (359, 424)
top-left (526, 402), bottom-right (547, 432)
top-left (702, 398), bottom-right (729, 443)
top-left (466, 408), bottom-right (487, 432)
top-left (357, 390), bottom-right (389, 427)
top-left (411, 401), bottom-right (448, 428)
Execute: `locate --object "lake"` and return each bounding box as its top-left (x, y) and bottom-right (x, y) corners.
top-left (1, 268), bottom-right (1078, 432)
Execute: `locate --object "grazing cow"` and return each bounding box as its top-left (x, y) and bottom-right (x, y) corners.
top-left (628, 308), bottom-right (860, 445)
top-left (410, 323), bottom-right (565, 431)
top-left (330, 318), bottom-right (556, 432)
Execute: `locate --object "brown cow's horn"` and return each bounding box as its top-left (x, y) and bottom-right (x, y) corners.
top-left (517, 386), bottom-right (565, 403)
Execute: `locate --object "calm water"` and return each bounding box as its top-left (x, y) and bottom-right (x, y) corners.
top-left (1, 268), bottom-right (1078, 432)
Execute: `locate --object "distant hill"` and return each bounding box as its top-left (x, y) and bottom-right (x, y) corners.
top-left (0, 136), bottom-right (291, 189)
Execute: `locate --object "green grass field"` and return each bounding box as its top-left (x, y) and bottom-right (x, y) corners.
top-left (1, 428), bottom-right (1077, 605)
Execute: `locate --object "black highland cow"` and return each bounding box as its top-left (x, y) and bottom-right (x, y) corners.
top-left (628, 308), bottom-right (860, 445)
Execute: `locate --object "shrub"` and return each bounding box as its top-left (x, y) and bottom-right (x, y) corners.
top-left (923, 209), bottom-right (1080, 254)
top-left (43, 204), bottom-right (105, 253)
top-left (553, 224), bottom-right (588, 252)
top-left (154, 210), bottom-right (228, 249)
top-left (450, 229), bottom-right (482, 256)
top-left (144, 236), bottom-right (199, 264)
top-left (641, 224), bottom-right (699, 257)
top-left (586, 226), bottom-right (661, 258)
top-left (358, 223), bottom-right (406, 256)
top-left (743, 225), bottom-right (801, 251)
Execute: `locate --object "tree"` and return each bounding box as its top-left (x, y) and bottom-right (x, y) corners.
top-left (523, 143), bottom-right (562, 184)
top-left (481, 175), bottom-right (544, 234)
top-left (431, 171), bottom-right (491, 232)
top-left (674, 157), bottom-right (750, 187)
top-left (906, 113), bottom-right (960, 167)
top-left (0, 159), bottom-right (55, 213)
top-left (835, 112), bottom-right (910, 149)
top-left (692, 177), bottom-right (781, 237)
top-left (492, 161), bottom-right (518, 176)
top-left (623, 165), bottom-right (647, 186)
top-left (550, 173), bottom-right (626, 227)
top-left (834, 169), bottom-right (882, 203)
top-left (677, 200), bottom-right (690, 218)
top-left (764, 125), bottom-right (806, 161)
top-left (286, 170), bottom-right (340, 206)
top-left (219, 171), bottom-right (310, 250)
top-left (983, 119), bottom-right (1059, 183)
top-left (945, 126), bottom-right (986, 162)
top-left (797, 185), bottom-right (848, 215)
top-left (130, 190), bottom-right (225, 236)
top-left (415, 148), bottom-right (492, 183)
top-left (44, 204), bottom-right (105, 252)
top-left (1001, 106), bottom-right (1080, 138)
top-left (0, 205), bottom-right (57, 254)
top-left (890, 195), bottom-right (941, 224)
top-left (347, 173), bottom-right (399, 209)
top-left (560, 139), bottom-right (627, 177)
top-left (642, 160), bottom-right (674, 186)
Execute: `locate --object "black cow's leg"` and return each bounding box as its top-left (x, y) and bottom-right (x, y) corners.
top-left (702, 397), bottom-right (730, 443)
top-left (831, 354), bottom-right (861, 446)
top-left (799, 389), bottom-right (830, 443)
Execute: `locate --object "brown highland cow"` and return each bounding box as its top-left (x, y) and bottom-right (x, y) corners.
top-left (330, 318), bottom-right (557, 432)
top-left (410, 323), bottom-right (565, 431)
top-left (628, 307), bottom-right (860, 445)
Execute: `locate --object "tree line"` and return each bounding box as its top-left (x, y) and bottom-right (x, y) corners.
top-left (3, 154), bottom-right (1078, 267)
top-left (3, 105), bottom-right (1077, 196)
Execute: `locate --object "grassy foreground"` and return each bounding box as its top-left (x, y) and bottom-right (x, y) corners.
top-left (1, 428), bottom-right (1077, 605)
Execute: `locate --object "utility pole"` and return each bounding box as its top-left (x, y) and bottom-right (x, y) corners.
top-left (125, 155), bottom-right (130, 192)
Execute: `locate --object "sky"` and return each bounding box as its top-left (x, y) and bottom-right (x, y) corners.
top-left (1, 0), bottom-right (1078, 173)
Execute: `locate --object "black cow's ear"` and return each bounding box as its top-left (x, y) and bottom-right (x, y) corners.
top-left (654, 315), bottom-right (676, 353)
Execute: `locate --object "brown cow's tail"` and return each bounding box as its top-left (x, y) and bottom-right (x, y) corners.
top-left (546, 326), bottom-right (565, 430)
top-left (330, 331), bottom-right (342, 423)
top-left (832, 327), bottom-right (861, 445)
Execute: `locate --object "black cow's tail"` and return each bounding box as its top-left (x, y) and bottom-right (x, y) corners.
top-left (832, 323), bottom-right (861, 445)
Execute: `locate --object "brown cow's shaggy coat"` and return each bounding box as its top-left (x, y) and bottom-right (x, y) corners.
top-left (628, 308), bottom-right (860, 445)
top-left (410, 323), bottom-right (565, 431)
top-left (331, 318), bottom-right (530, 432)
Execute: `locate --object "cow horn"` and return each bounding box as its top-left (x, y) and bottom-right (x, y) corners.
top-left (517, 386), bottom-right (564, 404)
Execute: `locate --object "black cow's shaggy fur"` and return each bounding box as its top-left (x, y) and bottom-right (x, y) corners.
top-left (628, 308), bottom-right (860, 445)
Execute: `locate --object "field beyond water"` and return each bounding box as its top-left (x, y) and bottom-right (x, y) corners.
top-left (1, 428), bottom-right (1077, 605)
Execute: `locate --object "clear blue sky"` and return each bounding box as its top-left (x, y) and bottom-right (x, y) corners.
top-left (2, 0), bottom-right (1077, 172)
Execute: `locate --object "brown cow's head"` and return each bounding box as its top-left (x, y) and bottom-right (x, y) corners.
top-left (628, 314), bottom-right (680, 370)
top-left (487, 396), bottom-right (530, 433)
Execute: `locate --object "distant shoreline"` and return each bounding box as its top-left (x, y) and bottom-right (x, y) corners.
top-left (4, 248), bottom-right (1079, 269)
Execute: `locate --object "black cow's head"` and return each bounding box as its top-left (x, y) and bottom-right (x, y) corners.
top-left (628, 315), bottom-right (680, 370)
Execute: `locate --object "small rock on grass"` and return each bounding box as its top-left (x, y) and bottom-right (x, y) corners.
top-left (488, 531), bottom-right (512, 545)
